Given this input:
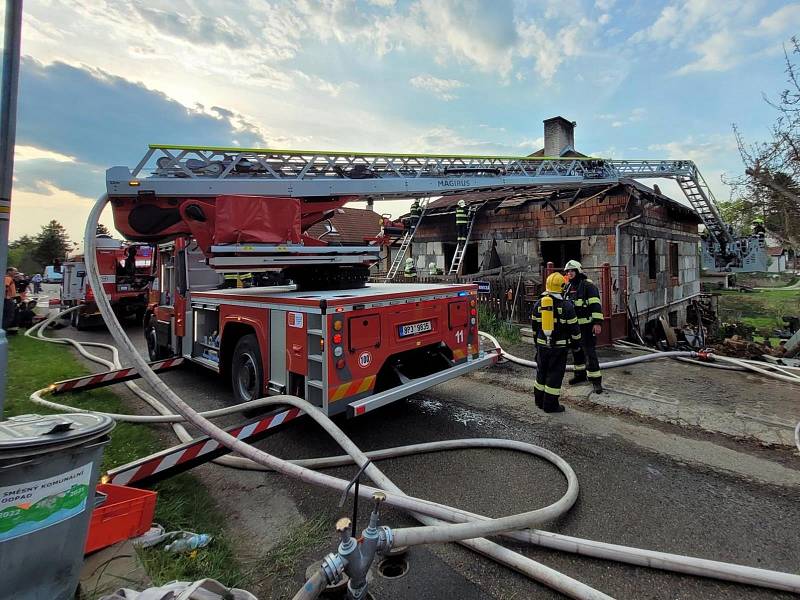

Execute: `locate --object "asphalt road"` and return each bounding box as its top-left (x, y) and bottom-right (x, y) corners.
top-left (48, 319), bottom-right (800, 600)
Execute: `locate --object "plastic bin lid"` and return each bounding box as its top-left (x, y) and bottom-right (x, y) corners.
top-left (0, 413), bottom-right (115, 453)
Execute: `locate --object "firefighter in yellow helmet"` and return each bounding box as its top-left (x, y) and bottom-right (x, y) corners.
top-left (530, 272), bottom-right (581, 413)
top-left (563, 259), bottom-right (604, 393)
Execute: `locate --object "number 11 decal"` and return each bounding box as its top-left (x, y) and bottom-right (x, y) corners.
top-left (455, 329), bottom-right (464, 343)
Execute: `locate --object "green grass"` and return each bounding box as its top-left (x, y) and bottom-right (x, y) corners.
top-left (248, 515), bottom-right (329, 599)
top-left (717, 288), bottom-right (800, 337)
top-left (4, 334), bottom-right (244, 594)
top-left (477, 304), bottom-right (522, 343)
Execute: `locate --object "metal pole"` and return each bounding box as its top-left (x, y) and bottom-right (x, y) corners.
top-left (0, 0), bottom-right (24, 418)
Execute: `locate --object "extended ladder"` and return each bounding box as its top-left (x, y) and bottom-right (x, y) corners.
top-left (675, 173), bottom-right (733, 246)
top-left (385, 198), bottom-right (429, 280)
top-left (449, 202), bottom-right (485, 275)
top-left (109, 145), bottom-right (732, 248)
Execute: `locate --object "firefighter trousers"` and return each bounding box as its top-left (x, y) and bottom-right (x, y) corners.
top-left (572, 324), bottom-right (601, 382)
top-left (457, 223), bottom-right (468, 242)
top-left (534, 346), bottom-right (568, 412)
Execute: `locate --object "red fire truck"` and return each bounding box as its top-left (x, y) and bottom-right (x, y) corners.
top-left (105, 144), bottom-right (620, 415)
top-left (61, 236), bottom-right (153, 329)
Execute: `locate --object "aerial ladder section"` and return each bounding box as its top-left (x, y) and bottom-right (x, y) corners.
top-left (107, 145), bottom-right (731, 280)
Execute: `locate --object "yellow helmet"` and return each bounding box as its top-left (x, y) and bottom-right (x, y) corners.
top-left (545, 272), bottom-right (565, 293)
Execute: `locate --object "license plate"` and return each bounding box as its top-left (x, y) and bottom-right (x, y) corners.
top-left (399, 320), bottom-right (432, 337)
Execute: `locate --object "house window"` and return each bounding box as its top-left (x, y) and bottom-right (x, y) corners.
top-left (669, 242), bottom-right (679, 280)
top-left (648, 239), bottom-right (657, 280)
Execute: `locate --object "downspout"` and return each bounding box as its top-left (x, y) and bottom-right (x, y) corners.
top-left (614, 214), bottom-right (642, 269)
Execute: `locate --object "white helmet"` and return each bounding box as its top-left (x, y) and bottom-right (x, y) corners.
top-left (405, 257), bottom-right (414, 265)
top-left (457, 199), bottom-right (466, 208)
top-left (564, 259), bottom-right (582, 273)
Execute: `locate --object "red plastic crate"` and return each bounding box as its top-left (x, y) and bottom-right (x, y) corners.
top-left (85, 483), bottom-right (157, 554)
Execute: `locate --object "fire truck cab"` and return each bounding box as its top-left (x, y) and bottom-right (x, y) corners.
top-left (62, 236), bottom-right (153, 329)
top-left (146, 236), bottom-right (492, 416)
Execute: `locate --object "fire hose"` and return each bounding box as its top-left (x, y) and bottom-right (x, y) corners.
top-left (24, 193), bottom-right (800, 599)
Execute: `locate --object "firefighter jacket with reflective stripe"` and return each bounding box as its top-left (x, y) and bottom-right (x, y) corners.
top-left (410, 201), bottom-right (422, 217)
top-left (531, 296), bottom-right (582, 348)
top-left (564, 275), bottom-right (603, 326)
top-left (455, 206), bottom-right (468, 224)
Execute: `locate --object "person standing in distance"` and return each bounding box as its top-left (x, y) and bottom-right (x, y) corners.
top-left (563, 260), bottom-right (604, 393)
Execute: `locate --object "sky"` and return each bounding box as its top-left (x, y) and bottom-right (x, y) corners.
top-left (3, 0), bottom-right (800, 243)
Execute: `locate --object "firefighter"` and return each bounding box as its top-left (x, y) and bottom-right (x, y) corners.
top-left (224, 272), bottom-right (253, 289)
top-left (409, 199), bottom-right (422, 228)
top-left (752, 217), bottom-right (766, 236)
top-left (455, 199), bottom-right (468, 243)
top-left (531, 272), bottom-right (581, 413)
top-left (563, 260), bottom-right (604, 393)
top-left (403, 257), bottom-right (417, 278)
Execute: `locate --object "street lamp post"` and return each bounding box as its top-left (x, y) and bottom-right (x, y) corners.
top-left (0, 0), bottom-right (24, 418)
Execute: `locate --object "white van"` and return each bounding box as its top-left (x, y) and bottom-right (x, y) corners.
top-left (44, 265), bottom-right (63, 283)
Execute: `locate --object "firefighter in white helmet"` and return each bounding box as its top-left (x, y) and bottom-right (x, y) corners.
top-left (403, 257), bottom-right (417, 278)
top-left (563, 259), bottom-right (604, 393)
top-left (530, 272), bottom-right (582, 413)
top-left (455, 199), bottom-right (468, 243)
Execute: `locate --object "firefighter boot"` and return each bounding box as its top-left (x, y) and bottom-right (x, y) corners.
top-left (534, 387), bottom-right (544, 409)
top-left (568, 370), bottom-right (588, 385)
top-left (590, 378), bottom-right (603, 394)
top-left (542, 393), bottom-right (565, 413)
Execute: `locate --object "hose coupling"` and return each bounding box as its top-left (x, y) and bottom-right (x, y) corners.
top-left (321, 552), bottom-right (346, 585)
top-left (376, 525), bottom-right (394, 555)
top-left (372, 490), bottom-right (386, 514)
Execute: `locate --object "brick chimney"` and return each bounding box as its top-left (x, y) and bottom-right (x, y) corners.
top-left (543, 116), bottom-right (576, 157)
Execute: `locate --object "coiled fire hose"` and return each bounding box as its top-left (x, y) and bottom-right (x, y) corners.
top-left (24, 193), bottom-right (800, 599)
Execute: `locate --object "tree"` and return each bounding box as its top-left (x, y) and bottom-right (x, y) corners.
top-left (717, 198), bottom-right (757, 235)
top-left (96, 223), bottom-right (111, 236)
top-left (732, 37), bottom-right (800, 247)
top-left (8, 235), bottom-right (42, 274)
top-left (33, 220), bottom-right (75, 267)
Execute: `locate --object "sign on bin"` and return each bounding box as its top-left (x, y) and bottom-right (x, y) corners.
top-left (475, 281), bottom-right (491, 294)
top-left (0, 462), bottom-right (92, 543)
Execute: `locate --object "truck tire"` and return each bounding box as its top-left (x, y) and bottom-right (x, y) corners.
top-left (71, 310), bottom-right (87, 331)
top-left (145, 320), bottom-right (166, 361)
top-left (230, 334), bottom-right (264, 405)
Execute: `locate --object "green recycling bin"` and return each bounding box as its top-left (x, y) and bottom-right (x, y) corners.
top-left (0, 413), bottom-right (115, 600)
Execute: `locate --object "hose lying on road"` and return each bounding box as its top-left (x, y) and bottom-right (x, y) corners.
top-left (612, 340), bottom-right (800, 452)
top-left (26, 192), bottom-right (799, 599)
top-left (479, 331), bottom-right (700, 370)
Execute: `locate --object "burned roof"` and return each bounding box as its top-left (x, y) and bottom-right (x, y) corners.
top-left (417, 178), bottom-right (701, 224)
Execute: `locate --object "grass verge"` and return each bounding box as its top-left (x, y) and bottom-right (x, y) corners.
top-left (248, 515), bottom-right (329, 599)
top-left (716, 288), bottom-right (800, 337)
top-left (5, 333), bottom-right (245, 595)
top-left (477, 304), bottom-right (522, 343)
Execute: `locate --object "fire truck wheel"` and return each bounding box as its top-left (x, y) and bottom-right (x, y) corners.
top-left (231, 334), bottom-right (264, 405)
top-left (145, 321), bottom-right (166, 361)
top-left (71, 310), bottom-right (86, 331)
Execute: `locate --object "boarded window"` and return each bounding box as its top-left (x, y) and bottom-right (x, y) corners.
top-left (648, 240), bottom-right (657, 280)
top-left (669, 243), bottom-right (679, 279)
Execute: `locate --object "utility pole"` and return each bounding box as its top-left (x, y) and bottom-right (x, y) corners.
top-left (0, 0), bottom-right (24, 418)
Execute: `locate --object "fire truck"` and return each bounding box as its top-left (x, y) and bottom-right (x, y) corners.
top-left (105, 144), bottom-right (727, 415)
top-left (61, 236), bottom-right (153, 329)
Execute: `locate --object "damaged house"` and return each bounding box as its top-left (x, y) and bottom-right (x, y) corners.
top-left (408, 117), bottom-right (703, 333)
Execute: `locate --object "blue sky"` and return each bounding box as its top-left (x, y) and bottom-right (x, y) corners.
top-left (4, 0), bottom-right (799, 240)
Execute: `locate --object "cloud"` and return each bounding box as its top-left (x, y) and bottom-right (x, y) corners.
top-left (18, 57), bottom-right (268, 166)
top-left (132, 6), bottom-right (249, 48)
top-left (409, 74), bottom-right (465, 101)
top-left (15, 57), bottom-right (274, 201)
top-left (598, 107), bottom-right (647, 128)
top-left (632, 0), bottom-right (786, 75)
